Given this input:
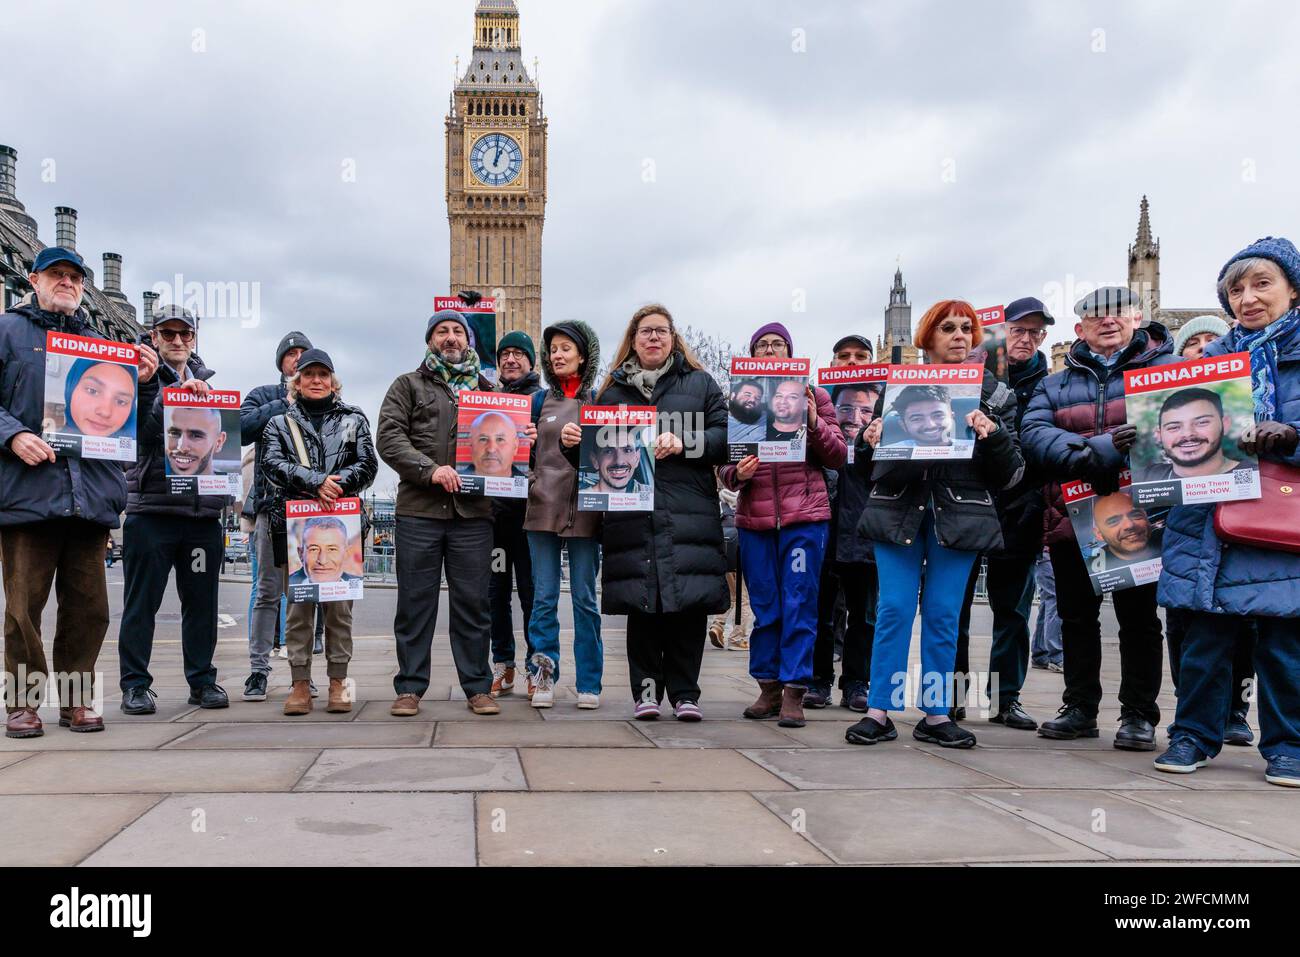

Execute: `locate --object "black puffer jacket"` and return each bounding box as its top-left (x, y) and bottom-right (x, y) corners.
top-left (594, 352), bottom-right (730, 616)
top-left (854, 369), bottom-right (1023, 553)
top-left (260, 396), bottom-right (378, 533)
top-left (992, 351), bottom-right (1050, 557)
top-left (240, 380), bottom-right (290, 516)
top-left (128, 354), bottom-right (227, 519)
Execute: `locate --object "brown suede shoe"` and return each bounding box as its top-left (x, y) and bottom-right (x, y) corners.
top-left (743, 680), bottom-right (784, 720)
top-left (59, 707), bottom-right (104, 733)
top-left (778, 684), bottom-right (807, 728)
top-left (326, 678), bottom-right (352, 713)
top-left (5, 708), bottom-right (43, 738)
top-left (390, 693), bottom-right (420, 717)
top-left (283, 679), bottom-right (313, 716)
top-left (467, 693), bottom-right (500, 715)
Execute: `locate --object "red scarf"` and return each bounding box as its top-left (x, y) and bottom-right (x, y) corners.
top-left (559, 375), bottom-right (582, 399)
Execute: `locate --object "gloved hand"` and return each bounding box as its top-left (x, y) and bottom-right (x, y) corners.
top-left (1109, 423), bottom-right (1138, 454)
top-left (1242, 421), bottom-right (1299, 457)
top-left (1086, 468), bottom-right (1122, 497)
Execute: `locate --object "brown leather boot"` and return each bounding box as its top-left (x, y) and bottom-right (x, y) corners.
top-left (59, 707), bottom-right (104, 733)
top-left (5, 708), bottom-right (43, 739)
top-left (778, 685), bottom-right (807, 728)
top-left (326, 678), bottom-right (351, 713)
top-left (743, 680), bottom-right (784, 720)
top-left (283, 679), bottom-right (312, 716)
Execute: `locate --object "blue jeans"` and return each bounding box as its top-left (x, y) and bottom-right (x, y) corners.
top-left (739, 523), bottom-right (828, 686)
top-left (1030, 548), bottom-right (1062, 666)
top-left (869, 516), bottom-right (979, 716)
top-left (526, 532), bottom-right (603, 694)
top-left (247, 519), bottom-right (286, 661)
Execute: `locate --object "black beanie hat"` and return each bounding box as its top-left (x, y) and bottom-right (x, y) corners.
top-left (276, 331), bottom-right (313, 375)
top-left (542, 321), bottom-right (591, 361)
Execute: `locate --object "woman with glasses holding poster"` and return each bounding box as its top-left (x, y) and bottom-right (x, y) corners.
top-left (1156, 237), bottom-right (1300, 786)
top-left (846, 300), bottom-right (1024, 748)
top-left (593, 304), bottom-right (730, 721)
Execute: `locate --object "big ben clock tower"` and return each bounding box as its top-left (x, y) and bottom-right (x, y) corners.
top-left (446, 0), bottom-right (547, 342)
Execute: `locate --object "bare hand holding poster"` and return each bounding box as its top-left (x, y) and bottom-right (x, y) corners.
top-left (1063, 470), bottom-right (1165, 594)
top-left (162, 388), bottom-right (242, 497)
top-left (41, 331), bottom-right (138, 462)
top-left (1123, 353), bottom-right (1261, 508)
top-left (455, 390), bottom-right (530, 498)
top-left (578, 405), bottom-right (655, 511)
top-left (728, 357), bottom-right (811, 462)
top-left (875, 364), bottom-right (981, 460)
top-left (817, 364), bottom-right (889, 464)
top-left (285, 498), bottom-right (365, 604)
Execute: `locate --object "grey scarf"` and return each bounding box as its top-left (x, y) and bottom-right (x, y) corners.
top-left (622, 356), bottom-right (668, 400)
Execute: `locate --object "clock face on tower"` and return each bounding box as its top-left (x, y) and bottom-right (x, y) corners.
top-left (469, 132), bottom-right (524, 187)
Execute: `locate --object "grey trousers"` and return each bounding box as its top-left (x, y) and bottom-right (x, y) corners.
top-left (248, 513), bottom-right (284, 675)
top-left (287, 599), bottom-right (353, 682)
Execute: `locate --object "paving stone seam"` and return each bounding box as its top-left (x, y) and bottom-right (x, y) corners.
top-left (745, 789), bottom-right (841, 865)
top-left (1104, 789), bottom-right (1300, 861)
top-left (72, 792), bottom-right (169, 867)
top-left (961, 790), bottom-right (1126, 862)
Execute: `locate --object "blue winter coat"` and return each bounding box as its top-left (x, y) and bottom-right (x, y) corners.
top-left (1157, 325), bottom-right (1300, 618)
top-left (240, 380), bottom-right (291, 515)
top-left (0, 299), bottom-right (128, 528)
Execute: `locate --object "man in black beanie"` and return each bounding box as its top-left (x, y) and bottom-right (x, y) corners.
top-left (239, 331), bottom-right (311, 702)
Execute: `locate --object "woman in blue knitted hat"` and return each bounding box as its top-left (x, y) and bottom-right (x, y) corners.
top-left (1155, 237), bottom-right (1300, 787)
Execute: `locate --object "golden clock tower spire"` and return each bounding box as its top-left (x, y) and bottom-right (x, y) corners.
top-left (446, 0), bottom-right (548, 343)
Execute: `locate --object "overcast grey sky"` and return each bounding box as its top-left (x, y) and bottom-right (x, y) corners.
top-left (5, 0), bottom-right (1299, 482)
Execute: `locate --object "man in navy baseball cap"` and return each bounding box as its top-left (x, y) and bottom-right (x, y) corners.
top-left (31, 246), bottom-right (88, 277)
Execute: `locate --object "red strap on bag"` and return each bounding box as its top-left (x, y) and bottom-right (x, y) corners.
top-left (1213, 459), bottom-right (1300, 554)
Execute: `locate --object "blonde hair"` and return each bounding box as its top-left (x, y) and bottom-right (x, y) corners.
top-left (598, 303), bottom-right (705, 398)
top-left (288, 370), bottom-right (342, 401)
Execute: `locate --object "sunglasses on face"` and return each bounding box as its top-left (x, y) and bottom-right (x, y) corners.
top-left (156, 328), bottom-right (195, 342)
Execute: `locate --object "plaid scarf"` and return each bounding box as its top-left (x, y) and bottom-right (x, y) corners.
top-left (1235, 306), bottom-right (1300, 422)
top-left (424, 346), bottom-right (482, 396)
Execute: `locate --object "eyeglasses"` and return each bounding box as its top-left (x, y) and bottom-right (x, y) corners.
top-left (636, 326), bottom-right (673, 341)
top-left (155, 328), bottom-right (195, 342)
top-left (753, 338), bottom-right (788, 355)
top-left (1006, 327), bottom-right (1046, 342)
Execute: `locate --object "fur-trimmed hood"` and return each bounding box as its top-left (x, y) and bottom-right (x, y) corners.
top-left (540, 319), bottom-right (601, 400)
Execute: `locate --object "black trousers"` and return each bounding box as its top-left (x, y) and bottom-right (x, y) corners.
top-left (812, 561), bottom-right (876, 689)
top-left (392, 515), bottom-right (493, 698)
top-left (626, 610), bottom-right (706, 706)
top-left (1048, 540), bottom-right (1163, 723)
top-left (1166, 607), bottom-right (1255, 715)
top-left (489, 511), bottom-right (535, 663)
top-left (956, 551), bottom-right (1038, 711)
top-left (117, 513), bottom-right (223, 692)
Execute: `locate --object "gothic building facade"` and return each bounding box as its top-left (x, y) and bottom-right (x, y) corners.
top-left (445, 0), bottom-right (548, 342)
top-left (0, 144), bottom-right (143, 342)
top-left (876, 266), bottom-right (919, 364)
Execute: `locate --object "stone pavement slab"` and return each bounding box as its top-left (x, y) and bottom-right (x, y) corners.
top-left (173, 701), bottom-right (358, 723)
top-left (970, 790), bottom-right (1296, 861)
top-left (0, 723), bottom-right (193, 752)
top-left (165, 722), bottom-right (434, 749)
top-left (433, 720), bottom-right (651, 748)
top-left (354, 699), bottom-right (543, 722)
top-left (82, 793), bottom-right (477, 866)
top-left (917, 745), bottom-right (1183, 790)
top-left (0, 750), bottom-right (319, 794)
top-left (633, 719), bottom-right (810, 749)
top-left (295, 747), bottom-right (526, 791)
top-left (742, 746), bottom-right (1013, 790)
top-left (756, 789), bottom-right (1107, 864)
top-left (0, 794), bottom-right (162, 866)
top-left (1121, 790), bottom-right (1300, 857)
top-left (475, 792), bottom-right (831, 866)
top-left (1071, 747), bottom-right (1274, 790)
top-left (518, 746), bottom-right (793, 791)
top-left (35, 701), bottom-right (198, 723)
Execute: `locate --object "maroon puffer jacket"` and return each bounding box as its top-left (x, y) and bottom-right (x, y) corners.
top-left (719, 386), bottom-right (847, 530)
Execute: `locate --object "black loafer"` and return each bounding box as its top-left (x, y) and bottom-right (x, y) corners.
top-left (912, 718), bottom-right (976, 749)
top-left (1038, 705), bottom-right (1099, 740)
top-left (188, 684), bottom-right (230, 709)
top-left (845, 715), bottom-right (897, 745)
top-left (990, 700), bottom-right (1038, 731)
top-left (120, 686), bottom-right (157, 715)
top-left (1115, 712), bottom-right (1156, 751)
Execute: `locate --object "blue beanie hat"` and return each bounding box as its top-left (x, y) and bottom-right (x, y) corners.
top-left (1217, 236), bottom-right (1300, 318)
top-left (749, 322), bottom-right (794, 355)
top-left (426, 309), bottom-right (475, 350)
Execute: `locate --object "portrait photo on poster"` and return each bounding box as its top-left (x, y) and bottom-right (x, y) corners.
top-left (285, 498), bottom-right (366, 604)
top-left (1124, 353), bottom-right (1262, 508)
top-left (454, 389), bottom-right (531, 498)
top-left (434, 296), bottom-right (497, 384)
top-left (875, 364), bottom-right (980, 461)
top-left (162, 388), bottom-right (242, 497)
top-left (40, 331), bottom-right (139, 462)
top-left (1063, 471), bottom-right (1166, 595)
top-left (818, 364), bottom-right (889, 465)
top-left (728, 356), bottom-right (810, 463)
top-left (578, 405), bottom-right (656, 512)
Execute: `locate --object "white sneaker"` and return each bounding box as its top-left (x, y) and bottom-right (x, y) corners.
top-left (577, 693), bottom-right (600, 710)
top-left (529, 653), bottom-right (555, 709)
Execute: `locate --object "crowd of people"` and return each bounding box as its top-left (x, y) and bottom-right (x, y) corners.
top-left (2, 236), bottom-right (1297, 788)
